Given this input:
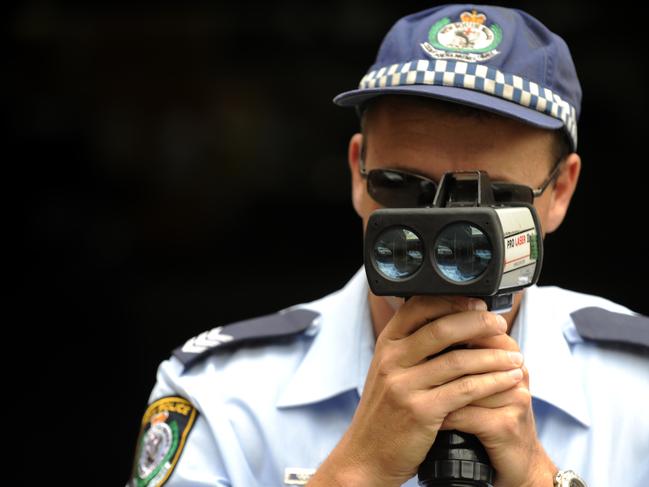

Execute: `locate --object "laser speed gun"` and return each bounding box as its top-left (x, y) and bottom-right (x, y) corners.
top-left (364, 171), bottom-right (544, 312)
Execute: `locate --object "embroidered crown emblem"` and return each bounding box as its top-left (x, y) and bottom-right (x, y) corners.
top-left (150, 411), bottom-right (169, 425)
top-left (460, 10), bottom-right (486, 24)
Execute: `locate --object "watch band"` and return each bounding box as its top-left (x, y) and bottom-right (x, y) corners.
top-left (553, 469), bottom-right (588, 487)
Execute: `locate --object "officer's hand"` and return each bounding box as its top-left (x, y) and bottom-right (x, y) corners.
top-left (440, 333), bottom-right (557, 487)
top-left (308, 295), bottom-right (524, 487)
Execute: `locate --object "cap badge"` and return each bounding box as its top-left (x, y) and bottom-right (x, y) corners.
top-left (421, 10), bottom-right (502, 62)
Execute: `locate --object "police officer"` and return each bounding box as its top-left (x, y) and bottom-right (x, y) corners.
top-left (128, 5), bottom-right (649, 487)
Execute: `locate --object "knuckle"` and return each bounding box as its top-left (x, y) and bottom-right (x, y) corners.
top-left (479, 311), bottom-right (503, 334)
top-left (458, 376), bottom-right (477, 397)
top-left (427, 321), bottom-right (445, 343)
top-left (493, 348), bottom-right (506, 364)
top-left (514, 386), bottom-right (532, 407)
top-left (447, 296), bottom-right (473, 313)
top-left (478, 311), bottom-right (493, 331)
top-left (384, 373), bottom-right (405, 398)
top-left (375, 333), bottom-right (394, 352)
top-left (407, 395), bottom-right (427, 420)
top-left (374, 344), bottom-right (400, 376)
top-left (442, 350), bottom-right (463, 370)
top-left (375, 354), bottom-right (395, 378)
top-left (501, 409), bottom-right (521, 435)
top-left (488, 372), bottom-right (503, 390)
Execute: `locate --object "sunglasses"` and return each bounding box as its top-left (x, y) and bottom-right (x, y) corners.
top-left (360, 157), bottom-right (564, 208)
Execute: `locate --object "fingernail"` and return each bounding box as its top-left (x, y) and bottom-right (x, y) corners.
top-left (508, 351), bottom-right (524, 366)
top-left (469, 299), bottom-right (488, 311)
top-left (508, 368), bottom-right (523, 381)
top-left (496, 314), bottom-right (508, 332)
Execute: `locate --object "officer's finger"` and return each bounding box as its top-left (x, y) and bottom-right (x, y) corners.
top-left (421, 368), bottom-right (524, 418)
top-left (466, 332), bottom-right (519, 352)
top-left (380, 295), bottom-right (487, 340)
top-left (395, 310), bottom-right (507, 367)
top-left (465, 383), bottom-right (530, 409)
top-left (401, 347), bottom-right (525, 390)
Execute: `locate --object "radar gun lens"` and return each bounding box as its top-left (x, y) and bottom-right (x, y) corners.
top-left (373, 227), bottom-right (424, 280)
top-left (434, 223), bottom-right (492, 283)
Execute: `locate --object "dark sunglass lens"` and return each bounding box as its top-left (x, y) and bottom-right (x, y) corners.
top-left (492, 183), bottom-right (534, 204)
top-left (368, 170), bottom-right (437, 208)
top-left (416, 179), bottom-right (437, 207)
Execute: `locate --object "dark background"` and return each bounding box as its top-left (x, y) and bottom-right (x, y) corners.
top-left (11, 0), bottom-right (646, 483)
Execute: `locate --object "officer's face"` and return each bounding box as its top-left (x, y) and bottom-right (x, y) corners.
top-left (349, 96), bottom-right (580, 241)
top-left (348, 96), bottom-right (581, 320)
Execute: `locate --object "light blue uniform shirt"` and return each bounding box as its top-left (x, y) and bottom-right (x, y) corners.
top-left (139, 268), bottom-right (649, 486)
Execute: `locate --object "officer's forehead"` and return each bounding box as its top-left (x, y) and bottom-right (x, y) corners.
top-left (363, 96), bottom-right (557, 158)
top-left (363, 95), bottom-right (505, 130)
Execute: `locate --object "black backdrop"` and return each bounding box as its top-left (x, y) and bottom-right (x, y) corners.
top-left (11, 1), bottom-right (647, 483)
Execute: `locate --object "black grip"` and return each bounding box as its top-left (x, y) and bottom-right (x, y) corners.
top-left (418, 430), bottom-right (494, 486)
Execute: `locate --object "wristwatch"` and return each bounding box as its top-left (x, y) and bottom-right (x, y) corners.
top-left (553, 469), bottom-right (588, 486)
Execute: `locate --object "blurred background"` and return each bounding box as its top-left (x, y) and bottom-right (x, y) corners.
top-left (11, 0), bottom-right (646, 483)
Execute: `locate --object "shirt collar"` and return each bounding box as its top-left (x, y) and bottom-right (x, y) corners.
top-left (511, 286), bottom-right (591, 428)
top-left (276, 267), bottom-right (374, 408)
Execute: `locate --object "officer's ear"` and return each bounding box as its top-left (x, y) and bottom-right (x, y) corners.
top-left (545, 152), bottom-right (581, 234)
top-left (348, 133), bottom-right (365, 217)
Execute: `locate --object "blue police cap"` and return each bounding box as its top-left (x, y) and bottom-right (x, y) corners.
top-left (334, 4), bottom-right (582, 150)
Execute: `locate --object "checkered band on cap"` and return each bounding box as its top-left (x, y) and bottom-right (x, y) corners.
top-left (359, 59), bottom-right (578, 148)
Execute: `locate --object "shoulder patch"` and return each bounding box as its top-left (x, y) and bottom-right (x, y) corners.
top-left (570, 306), bottom-right (649, 348)
top-left (129, 396), bottom-right (198, 487)
top-left (173, 308), bottom-right (320, 370)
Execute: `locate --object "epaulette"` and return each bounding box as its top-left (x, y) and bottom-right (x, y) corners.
top-left (570, 306), bottom-right (649, 349)
top-left (172, 308), bottom-right (320, 371)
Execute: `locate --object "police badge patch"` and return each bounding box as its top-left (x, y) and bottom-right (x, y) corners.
top-left (129, 396), bottom-right (198, 487)
top-left (421, 9), bottom-right (502, 62)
